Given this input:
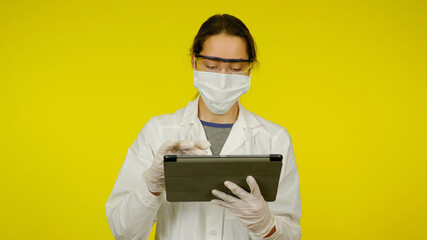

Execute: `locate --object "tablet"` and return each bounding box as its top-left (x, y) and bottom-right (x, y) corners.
top-left (163, 154), bottom-right (283, 202)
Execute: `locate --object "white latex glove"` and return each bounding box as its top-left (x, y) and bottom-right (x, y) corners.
top-left (211, 176), bottom-right (275, 238)
top-left (143, 139), bottom-right (211, 195)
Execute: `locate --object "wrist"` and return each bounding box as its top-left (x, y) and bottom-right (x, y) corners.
top-left (258, 213), bottom-right (276, 238)
top-left (149, 190), bottom-right (162, 196)
top-left (263, 225), bottom-right (276, 238)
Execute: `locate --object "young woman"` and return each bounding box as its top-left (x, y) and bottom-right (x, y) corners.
top-left (106, 14), bottom-right (301, 240)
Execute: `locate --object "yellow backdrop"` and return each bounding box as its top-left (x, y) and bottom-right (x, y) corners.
top-left (1, 1), bottom-right (426, 239)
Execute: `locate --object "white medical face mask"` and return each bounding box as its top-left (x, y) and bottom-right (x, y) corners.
top-left (193, 70), bottom-right (251, 115)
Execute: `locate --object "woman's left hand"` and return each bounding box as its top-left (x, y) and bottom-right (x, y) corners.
top-left (211, 176), bottom-right (276, 238)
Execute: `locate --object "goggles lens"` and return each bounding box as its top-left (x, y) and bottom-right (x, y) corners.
top-left (195, 54), bottom-right (252, 75)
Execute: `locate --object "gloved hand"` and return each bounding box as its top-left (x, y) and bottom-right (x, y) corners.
top-left (211, 176), bottom-right (275, 238)
top-left (143, 139), bottom-right (211, 195)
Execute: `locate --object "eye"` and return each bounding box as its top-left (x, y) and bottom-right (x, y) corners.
top-left (230, 62), bottom-right (246, 71)
top-left (206, 65), bottom-right (217, 69)
top-left (200, 59), bottom-right (219, 70)
top-left (232, 67), bottom-right (242, 71)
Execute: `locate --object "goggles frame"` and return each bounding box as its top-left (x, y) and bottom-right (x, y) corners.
top-left (194, 53), bottom-right (253, 75)
top-left (194, 53), bottom-right (253, 63)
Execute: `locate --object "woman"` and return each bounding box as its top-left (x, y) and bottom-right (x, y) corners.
top-left (106, 14), bottom-right (301, 240)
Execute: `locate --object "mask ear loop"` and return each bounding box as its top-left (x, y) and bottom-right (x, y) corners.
top-left (247, 64), bottom-right (253, 80)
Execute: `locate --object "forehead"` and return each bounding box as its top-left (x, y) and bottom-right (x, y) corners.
top-left (200, 33), bottom-right (249, 60)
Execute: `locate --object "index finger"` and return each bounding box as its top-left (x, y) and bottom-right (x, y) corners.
top-left (194, 140), bottom-right (211, 150)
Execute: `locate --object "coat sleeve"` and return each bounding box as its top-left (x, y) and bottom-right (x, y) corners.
top-left (105, 119), bottom-right (162, 240)
top-left (251, 128), bottom-right (302, 240)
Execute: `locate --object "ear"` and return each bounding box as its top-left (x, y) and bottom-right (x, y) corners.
top-left (191, 55), bottom-right (195, 70)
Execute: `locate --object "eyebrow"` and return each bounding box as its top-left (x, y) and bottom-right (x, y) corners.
top-left (195, 54), bottom-right (252, 63)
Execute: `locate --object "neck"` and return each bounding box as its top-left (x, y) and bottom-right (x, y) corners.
top-left (198, 97), bottom-right (239, 124)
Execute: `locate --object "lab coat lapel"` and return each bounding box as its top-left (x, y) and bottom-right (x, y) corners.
top-left (180, 96), bottom-right (258, 156)
top-left (192, 117), bottom-right (213, 155)
top-left (219, 101), bottom-right (252, 155)
top-left (219, 123), bottom-right (246, 155)
top-left (181, 96), bottom-right (213, 155)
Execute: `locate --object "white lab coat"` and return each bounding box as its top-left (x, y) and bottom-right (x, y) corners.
top-left (106, 97), bottom-right (302, 240)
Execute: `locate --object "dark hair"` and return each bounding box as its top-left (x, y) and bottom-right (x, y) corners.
top-left (190, 14), bottom-right (257, 63)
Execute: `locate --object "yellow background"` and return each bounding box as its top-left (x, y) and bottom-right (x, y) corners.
top-left (1, 1), bottom-right (426, 239)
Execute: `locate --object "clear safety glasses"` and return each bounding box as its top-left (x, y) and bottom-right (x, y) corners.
top-left (194, 54), bottom-right (253, 75)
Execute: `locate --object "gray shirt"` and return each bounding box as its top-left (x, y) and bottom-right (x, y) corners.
top-left (200, 120), bottom-right (233, 155)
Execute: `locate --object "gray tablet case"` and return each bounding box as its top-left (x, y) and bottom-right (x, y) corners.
top-left (164, 154), bottom-right (283, 202)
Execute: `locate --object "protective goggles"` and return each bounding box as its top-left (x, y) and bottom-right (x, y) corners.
top-left (194, 54), bottom-right (253, 75)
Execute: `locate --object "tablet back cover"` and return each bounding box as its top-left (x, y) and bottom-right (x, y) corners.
top-left (164, 155), bottom-right (282, 202)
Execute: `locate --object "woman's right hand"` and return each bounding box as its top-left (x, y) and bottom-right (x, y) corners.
top-left (143, 139), bottom-right (211, 196)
